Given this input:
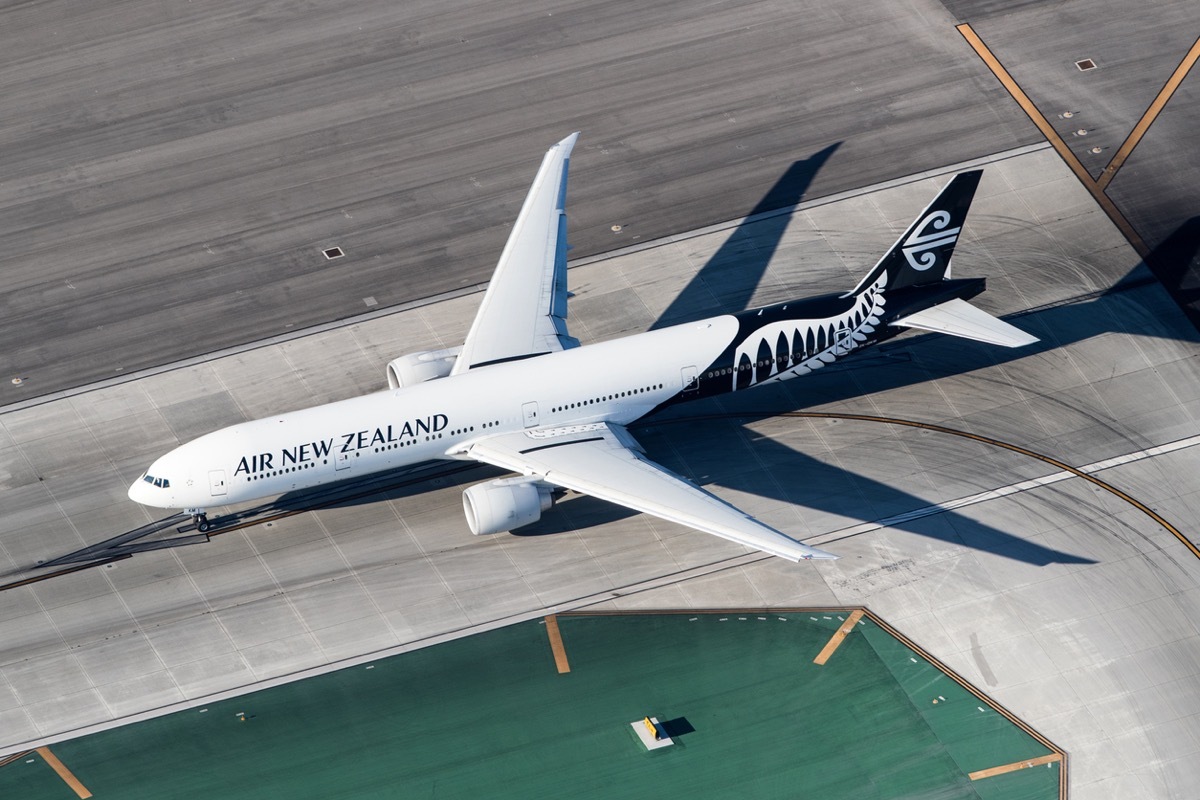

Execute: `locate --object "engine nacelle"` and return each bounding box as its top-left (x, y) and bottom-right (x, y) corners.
top-left (462, 477), bottom-right (555, 535)
top-left (386, 347), bottom-right (461, 390)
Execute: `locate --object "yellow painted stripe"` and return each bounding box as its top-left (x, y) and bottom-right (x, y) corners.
top-left (785, 412), bottom-right (1200, 561)
top-left (1099, 35), bottom-right (1200, 190)
top-left (956, 24), bottom-right (1149, 258)
top-left (970, 752), bottom-right (1062, 780)
top-left (545, 615), bottom-right (571, 673)
top-left (813, 609), bottom-right (864, 665)
top-left (36, 747), bottom-right (92, 799)
top-left (956, 25), bottom-right (1095, 187)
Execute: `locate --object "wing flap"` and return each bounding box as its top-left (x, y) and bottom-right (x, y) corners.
top-left (459, 423), bottom-right (837, 562)
top-left (890, 298), bottom-right (1039, 348)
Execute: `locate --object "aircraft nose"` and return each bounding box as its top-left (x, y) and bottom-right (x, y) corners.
top-left (128, 477), bottom-right (149, 504)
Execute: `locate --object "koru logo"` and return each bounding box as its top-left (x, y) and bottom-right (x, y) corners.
top-left (902, 210), bottom-right (960, 271)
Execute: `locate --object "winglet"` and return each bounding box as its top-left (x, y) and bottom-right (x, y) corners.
top-left (791, 544), bottom-right (840, 561)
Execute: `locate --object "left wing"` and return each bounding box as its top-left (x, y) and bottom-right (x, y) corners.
top-left (455, 423), bottom-right (838, 562)
top-left (452, 133), bottom-right (580, 374)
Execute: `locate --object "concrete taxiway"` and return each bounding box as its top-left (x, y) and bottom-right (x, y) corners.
top-left (0, 0), bottom-right (1042, 399)
top-left (2, 1), bottom-right (1200, 798)
top-left (2, 146), bottom-right (1198, 799)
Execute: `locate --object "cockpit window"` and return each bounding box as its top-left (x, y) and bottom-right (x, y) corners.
top-left (143, 475), bottom-right (170, 489)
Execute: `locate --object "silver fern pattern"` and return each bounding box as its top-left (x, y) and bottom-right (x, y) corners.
top-left (732, 271), bottom-right (887, 389)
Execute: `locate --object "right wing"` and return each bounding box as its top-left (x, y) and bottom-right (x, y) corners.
top-left (451, 133), bottom-right (580, 374)
top-left (456, 423), bottom-right (838, 562)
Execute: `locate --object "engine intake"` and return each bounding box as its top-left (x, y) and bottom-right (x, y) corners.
top-left (386, 347), bottom-right (461, 390)
top-left (462, 477), bottom-right (555, 535)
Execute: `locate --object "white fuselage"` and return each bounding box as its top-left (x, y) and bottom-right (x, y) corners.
top-left (128, 315), bottom-right (741, 510)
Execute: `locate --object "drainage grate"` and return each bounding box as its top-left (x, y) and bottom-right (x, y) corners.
top-left (1075, 59), bottom-right (1097, 71)
top-left (322, 247), bottom-right (344, 260)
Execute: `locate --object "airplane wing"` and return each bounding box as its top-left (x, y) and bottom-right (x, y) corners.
top-left (451, 133), bottom-right (580, 375)
top-left (456, 423), bottom-right (838, 562)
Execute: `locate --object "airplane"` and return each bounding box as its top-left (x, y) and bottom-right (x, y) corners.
top-left (128, 133), bottom-right (1037, 562)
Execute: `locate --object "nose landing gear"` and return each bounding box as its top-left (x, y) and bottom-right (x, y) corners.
top-left (186, 509), bottom-right (211, 532)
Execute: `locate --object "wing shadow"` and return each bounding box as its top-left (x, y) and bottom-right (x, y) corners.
top-left (654, 422), bottom-right (1093, 565)
top-left (623, 216), bottom-right (1200, 565)
top-left (649, 143), bottom-right (841, 329)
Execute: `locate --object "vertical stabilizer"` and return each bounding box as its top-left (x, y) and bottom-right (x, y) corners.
top-left (847, 170), bottom-right (983, 296)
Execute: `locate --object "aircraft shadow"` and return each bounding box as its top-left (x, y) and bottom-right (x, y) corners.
top-left (218, 185), bottom-right (1200, 567)
top-left (1145, 215), bottom-right (1200, 331)
top-left (615, 216), bottom-right (1200, 565)
top-left (649, 142), bottom-right (841, 329)
top-left (274, 160), bottom-right (1200, 566)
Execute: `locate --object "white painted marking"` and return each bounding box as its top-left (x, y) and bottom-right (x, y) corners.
top-left (804, 432), bottom-right (1200, 549)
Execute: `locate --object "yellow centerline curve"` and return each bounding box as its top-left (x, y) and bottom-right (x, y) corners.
top-left (1098, 35), bottom-right (1200, 190)
top-left (781, 411), bottom-right (1199, 560)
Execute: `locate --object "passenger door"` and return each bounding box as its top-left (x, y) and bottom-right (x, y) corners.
top-left (681, 365), bottom-right (699, 393)
top-left (523, 401), bottom-right (540, 428)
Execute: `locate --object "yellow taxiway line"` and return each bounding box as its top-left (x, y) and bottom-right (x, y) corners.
top-left (970, 752), bottom-right (1062, 780)
top-left (545, 615), bottom-right (571, 673)
top-left (813, 609), bottom-right (864, 665)
top-left (784, 411), bottom-right (1200, 562)
top-left (956, 23), bottom-right (1149, 257)
top-left (36, 747), bottom-right (92, 799)
top-left (1099, 35), bottom-right (1200, 190)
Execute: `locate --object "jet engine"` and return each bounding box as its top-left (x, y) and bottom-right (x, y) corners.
top-left (462, 477), bottom-right (555, 535)
top-left (386, 347), bottom-right (461, 390)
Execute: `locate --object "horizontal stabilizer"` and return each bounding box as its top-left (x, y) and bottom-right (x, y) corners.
top-left (890, 298), bottom-right (1039, 348)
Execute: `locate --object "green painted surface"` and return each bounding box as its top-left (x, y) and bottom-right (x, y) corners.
top-left (0, 754), bottom-right (70, 800)
top-left (0, 612), bottom-right (1059, 799)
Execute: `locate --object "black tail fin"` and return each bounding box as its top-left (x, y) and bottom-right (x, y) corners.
top-left (847, 170), bottom-right (983, 296)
